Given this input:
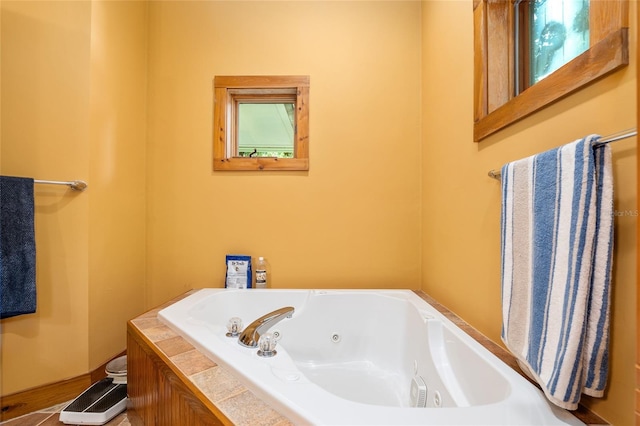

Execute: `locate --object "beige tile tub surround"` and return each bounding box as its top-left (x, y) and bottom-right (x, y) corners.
top-left (127, 292), bottom-right (293, 426)
top-left (128, 290), bottom-right (606, 426)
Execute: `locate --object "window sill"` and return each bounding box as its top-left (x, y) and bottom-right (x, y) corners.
top-left (474, 28), bottom-right (629, 142)
top-left (213, 157), bottom-right (309, 171)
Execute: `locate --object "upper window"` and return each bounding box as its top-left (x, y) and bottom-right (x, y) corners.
top-left (214, 76), bottom-right (309, 171)
top-left (515, 0), bottom-right (590, 94)
top-left (474, 0), bottom-right (628, 142)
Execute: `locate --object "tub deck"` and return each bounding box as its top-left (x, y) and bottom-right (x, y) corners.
top-left (126, 290), bottom-right (606, 426)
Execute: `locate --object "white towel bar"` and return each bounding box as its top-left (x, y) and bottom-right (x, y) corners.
top-left (34, 179), bottom-right (88, 191)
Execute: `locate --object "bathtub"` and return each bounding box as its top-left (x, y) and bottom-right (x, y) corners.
top-left (158, 289), bottom-right (583, 425)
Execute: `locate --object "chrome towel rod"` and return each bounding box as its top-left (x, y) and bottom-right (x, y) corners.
top-left (35, 179), bottom-right (88, 191)
top-left (487, 128), bottom-right (637, 180)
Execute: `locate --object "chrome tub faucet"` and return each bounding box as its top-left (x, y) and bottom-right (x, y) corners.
top-left (238, 306), bottom-right (295, 348)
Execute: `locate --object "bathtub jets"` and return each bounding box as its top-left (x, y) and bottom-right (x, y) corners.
top-left (159, 289), bottom-right (585, 425)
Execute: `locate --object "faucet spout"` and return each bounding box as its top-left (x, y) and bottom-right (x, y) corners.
top-left (238, 306), bottom-right (295, 348)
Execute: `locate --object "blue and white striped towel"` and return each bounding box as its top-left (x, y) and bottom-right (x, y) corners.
top-left (500, 135), bottom-right (613, 410)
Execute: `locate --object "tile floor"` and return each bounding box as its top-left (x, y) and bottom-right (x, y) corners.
top-left (0, 402), bottom-right (129, 426)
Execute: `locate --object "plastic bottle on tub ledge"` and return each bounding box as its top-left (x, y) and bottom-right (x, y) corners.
top-left (255, 257), bottom-right (269, 289)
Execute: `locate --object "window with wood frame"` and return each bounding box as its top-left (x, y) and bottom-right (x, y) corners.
top-left (473, 0), bottom-right (629, 142)
top-left (213, 76), bottom-right (309, 171)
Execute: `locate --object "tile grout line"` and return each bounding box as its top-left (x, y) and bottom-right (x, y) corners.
top-left (35, 412), bottom-right (57, 426)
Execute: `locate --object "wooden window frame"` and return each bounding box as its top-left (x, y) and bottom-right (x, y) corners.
top-left (213, 75), bottom-right (309, 171)
top-left (473, 0), bottom-right (629, 142)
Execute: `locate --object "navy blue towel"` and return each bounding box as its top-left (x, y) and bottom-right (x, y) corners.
top-left (0, 176), bottom-right (36, 319)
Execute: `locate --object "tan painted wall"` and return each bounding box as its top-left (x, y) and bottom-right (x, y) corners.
top-left (0, 1), bottom-right (147, 395)
top-left (421, 1), bottom-right (637, 424)
top-left (1, 0), bottom-right (92, 395)
top-left (1, 0), bottom-right (420, 396)
top-left (87, 0), bottom-right (148, 369)
top-left (1, 1), bottom-right (634, 423)
top-left (145, 1), bottom-right (423, 306)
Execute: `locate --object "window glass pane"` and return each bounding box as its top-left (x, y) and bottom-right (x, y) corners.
top-left (238, 103), bottom-right (295, 158)
top-left (530, 0), bottom-right (589, 85)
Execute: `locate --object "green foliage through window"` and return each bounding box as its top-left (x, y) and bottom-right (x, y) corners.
top-left (529, 0), bottom-right (589, 84)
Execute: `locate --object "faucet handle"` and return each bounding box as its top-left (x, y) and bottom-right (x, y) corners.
top-left (257, 332), bottom-right (277, 357)
top-left (226, 317), bottom-right (243, 337)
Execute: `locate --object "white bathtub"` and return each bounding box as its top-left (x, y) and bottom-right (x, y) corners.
top-left (158, 289), bottom-right (584, 425)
